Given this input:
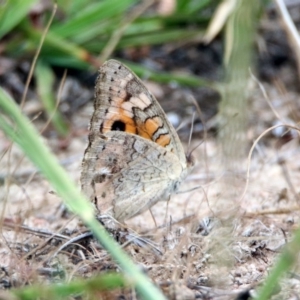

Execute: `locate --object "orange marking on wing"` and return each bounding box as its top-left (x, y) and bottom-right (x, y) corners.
top-left (138, 117), bottom-right (161, 140)
top-left (102, 105), bottom-right (137, 133)
top-left (137, 117), bottom-right (170, 147)
top-left (121, 113), bottom-right (137, 133)
top-left (156, 134), bottom-right (171, 147)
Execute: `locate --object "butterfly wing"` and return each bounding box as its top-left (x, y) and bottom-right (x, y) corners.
top-left (81, 60), bottom-right (188, 221)
top-left (81, 131), bottom-right (185, 221)
top-left (91, 59), bottom-right (186, 165)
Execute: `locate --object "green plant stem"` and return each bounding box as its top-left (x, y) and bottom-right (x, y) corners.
top-left (124, 60), bottom-right (217, 89)
top-left (256, 229), bottom-right (300, 299)
top-left (35, 61), bottom-right (68, 136)
top-left (14, 273), bottom-right (126, 299)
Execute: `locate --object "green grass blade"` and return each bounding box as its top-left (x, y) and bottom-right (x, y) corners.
top-left (176, 0), bottom-right (213, 14)
top-left (55, 0), bottom-right (87, 16)
top-left (35, 60), bottom-right (68, 136)
top-left (23, 25), bottom-right (90, 62)
top-left (116, 29), bottom-right (202, 49)
top-left (71, 18), bottom-right (118, 45)
top-left (0, 88), bottom-right (166, 300)
top-left (14, 273), bottom-right (127, 299)
top-left (51, 0), bottom-right (135, 39)
top-left (40, 55), bottom-right (90, 69)
top-left (122, 60), bottom-right (216, 89)
top-left (256, 229), bottom-right (300, 299)
top-left (0, 0), bottom-right (38, 39)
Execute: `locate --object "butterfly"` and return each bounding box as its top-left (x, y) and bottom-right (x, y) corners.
top-left (80, 60), bottom-right (193, 222)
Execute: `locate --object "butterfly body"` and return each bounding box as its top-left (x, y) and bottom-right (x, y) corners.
top-left (81, 60), bottom-right (191, 222)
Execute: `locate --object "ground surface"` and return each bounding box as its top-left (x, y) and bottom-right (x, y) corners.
top-left (1, 8), bottom-right (300, 300)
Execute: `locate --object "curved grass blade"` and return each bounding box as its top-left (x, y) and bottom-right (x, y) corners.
top-left (0, 88), bottom-right (166, 300)
top-left (0, 0), bottom-right (38, 39)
